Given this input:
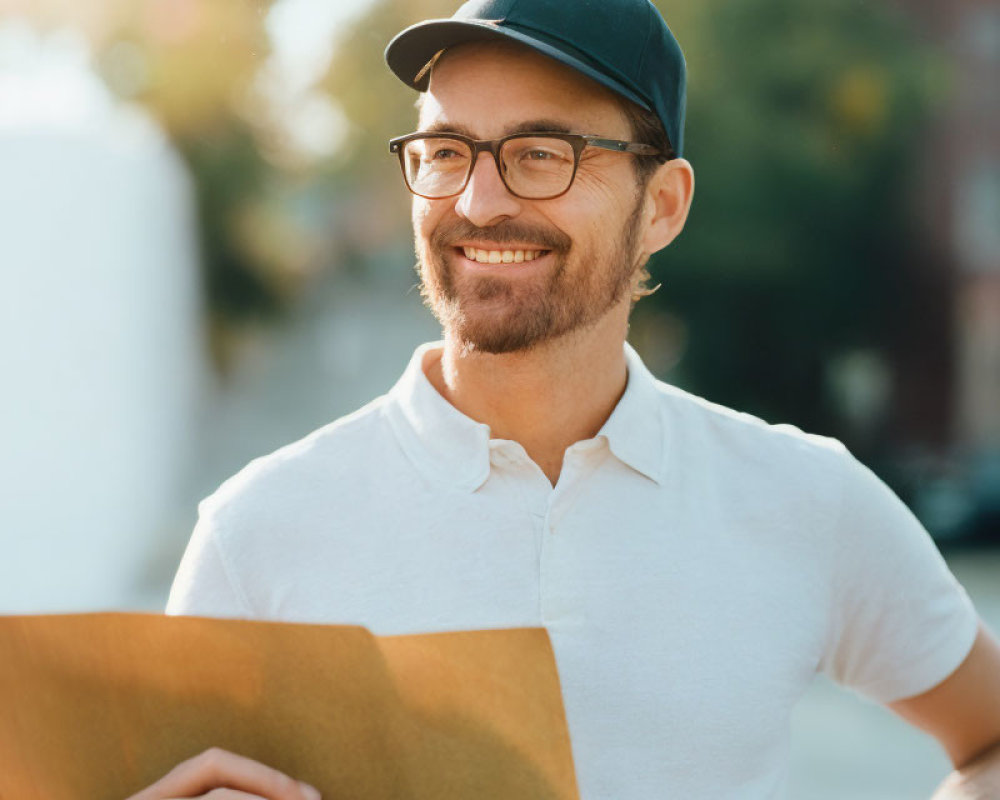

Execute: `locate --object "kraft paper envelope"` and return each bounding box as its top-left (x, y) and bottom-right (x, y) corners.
top-left (0, 613), bottom-right (579, 800)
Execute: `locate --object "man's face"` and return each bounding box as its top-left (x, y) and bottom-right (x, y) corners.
top-left (413, 42), bottom-right (650, 354)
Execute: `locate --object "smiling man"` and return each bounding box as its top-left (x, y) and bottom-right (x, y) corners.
top-left (132, 1), bottom-right (1000, 799)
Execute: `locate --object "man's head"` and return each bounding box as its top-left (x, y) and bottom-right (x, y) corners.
top-left (385, 1), bottom-right (694, 355)
top-left (386, 0), bottom-right (688, 160)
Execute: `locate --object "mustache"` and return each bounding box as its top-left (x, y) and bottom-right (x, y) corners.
top-left (430, 219), bottom-right (571, 252)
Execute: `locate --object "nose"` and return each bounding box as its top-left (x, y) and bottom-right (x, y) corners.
top-left (454, 151), bottom-right (523, 227)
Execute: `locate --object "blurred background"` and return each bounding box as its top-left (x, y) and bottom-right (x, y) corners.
top-left (0, 0), bottom-right (997, 795)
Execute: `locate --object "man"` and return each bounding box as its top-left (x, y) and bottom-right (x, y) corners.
top-left (131, 1), bottom-right (1000, 798)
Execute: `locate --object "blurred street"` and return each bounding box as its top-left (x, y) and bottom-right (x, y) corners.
top-left (789, 548), bottom-right (1000, 798)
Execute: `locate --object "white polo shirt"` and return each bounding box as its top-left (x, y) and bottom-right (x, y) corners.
top-left (168, 341), bottom-right (978, 799)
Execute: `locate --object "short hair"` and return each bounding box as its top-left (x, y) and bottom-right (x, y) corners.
top-left (617, 97), bottom-right (674, 185)
top-left (615, 98), bottom-right (672, 302)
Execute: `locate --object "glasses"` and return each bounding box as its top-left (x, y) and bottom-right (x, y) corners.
top-left (388, 131), bottom-right (669, 200)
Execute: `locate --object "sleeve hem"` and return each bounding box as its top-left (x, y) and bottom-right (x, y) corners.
top-left (856, 602), bottom-right (980, 704)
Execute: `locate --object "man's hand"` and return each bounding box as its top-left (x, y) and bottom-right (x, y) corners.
top-left (930, 742), bottom-right (1000, 800)
top-left (125, 748), bottom-right (321, 800)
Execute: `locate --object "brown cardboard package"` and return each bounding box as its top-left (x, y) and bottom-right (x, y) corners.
top-left (0, 613), bottom-right (578, 800)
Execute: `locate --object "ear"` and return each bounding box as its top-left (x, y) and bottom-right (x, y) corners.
top-left (639, 158), bottom-right (695, 256)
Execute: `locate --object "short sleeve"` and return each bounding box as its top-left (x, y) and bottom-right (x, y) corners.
top-left (166, 498), bottom-right (254, 619)
top-left (821, 451), bottom-right (978, 703)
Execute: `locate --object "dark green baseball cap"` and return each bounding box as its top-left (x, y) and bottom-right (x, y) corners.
top-left (385, 0), bottom-right (686, 158)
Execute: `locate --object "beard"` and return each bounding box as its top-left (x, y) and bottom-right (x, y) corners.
top-left (416, 197), bottom-right (645, 355)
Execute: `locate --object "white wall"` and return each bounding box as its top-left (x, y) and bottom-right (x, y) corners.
top-left (0, 26), bottom-right (207, 611)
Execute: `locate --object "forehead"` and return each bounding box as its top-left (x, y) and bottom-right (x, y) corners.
top-left (419, 41), bottom-right (629, 138)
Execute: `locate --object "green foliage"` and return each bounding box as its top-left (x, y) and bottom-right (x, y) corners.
top-left (638, 0), bottom-right (941, 433)
top-left (320, 0), bottom-right (456, 175)
top-left (91, 0), bottom-right (291, 343)
top-left (179, 126), bottom-right (281, 322)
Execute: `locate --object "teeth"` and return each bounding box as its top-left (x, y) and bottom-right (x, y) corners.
top-left (461, 247), bottom-right (543, 264)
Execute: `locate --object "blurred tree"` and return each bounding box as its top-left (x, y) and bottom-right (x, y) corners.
top-left (104, 0), bottom-right (292, 342)
top-left (312, 0), bottom-right (455, 271)
top-left (634, 0), bottom-right (943, 447)
top-left (320, 0), bottom-right (453, 171)
top-left (11, 0), bottom-right (319, 366)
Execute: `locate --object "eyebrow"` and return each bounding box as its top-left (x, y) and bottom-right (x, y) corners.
top-left (420, 118), bottom-right (575, 138)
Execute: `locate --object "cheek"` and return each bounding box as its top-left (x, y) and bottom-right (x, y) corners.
top-left (413, 199), bottom-right (468, 260)
top-left (560, 168), bottom-right (638, 222)
top-left (411, 198), bottom-right (439, 240)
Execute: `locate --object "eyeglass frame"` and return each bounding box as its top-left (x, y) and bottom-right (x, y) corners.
top-left (388, 131), bottom-right (673, 201)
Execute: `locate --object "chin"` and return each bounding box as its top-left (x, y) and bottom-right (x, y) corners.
top-left (418, 248), bottom-right (618, 355)
top-left (435, 299), bottom-right (547, 354)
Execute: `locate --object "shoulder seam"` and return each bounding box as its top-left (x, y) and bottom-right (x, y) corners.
top-left (210, 530), bottom-right (255, 617)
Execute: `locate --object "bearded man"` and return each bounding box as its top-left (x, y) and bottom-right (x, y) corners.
top-left (131, 1), bottom-right (1000, 798)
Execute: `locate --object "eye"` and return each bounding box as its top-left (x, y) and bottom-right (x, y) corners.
top-left (410, 137), bottom-right (470, 165)
top-left (520, 146), bottom-right (570, 163)
top-left (506, 139), bottom-right (574, 167)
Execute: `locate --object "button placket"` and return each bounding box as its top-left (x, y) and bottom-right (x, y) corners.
top-left (548, 442), bottom-right (608, 531)
top-left (489, 441), bottom-right (552, 581)
top-left (539, 443), bottom-right (607, 626)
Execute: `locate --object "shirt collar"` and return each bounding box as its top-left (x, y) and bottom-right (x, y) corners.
top-left (597, 342), bottom-right (668, 484)
top-left (385, 342), bottom-right (493, 491)
top-left (385, 341), bottom-right (668, 491)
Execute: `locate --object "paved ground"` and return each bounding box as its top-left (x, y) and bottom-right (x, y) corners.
top-left (787, 547), bottom-right (1000, 799)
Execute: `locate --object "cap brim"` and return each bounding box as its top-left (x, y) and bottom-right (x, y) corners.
top-left (385, 18), bottom-right (653, 113)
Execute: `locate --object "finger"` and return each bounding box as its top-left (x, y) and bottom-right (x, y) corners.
top-left (163, 792), bottom-right (268, 800)
top-left (131, 748), bottom-right (320, 800)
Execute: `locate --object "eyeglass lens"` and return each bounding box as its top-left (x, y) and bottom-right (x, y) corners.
top-left (401, 136), bottom-right (577, 199)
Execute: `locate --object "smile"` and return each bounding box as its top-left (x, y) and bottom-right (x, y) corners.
top-left (460, 246), bottom-right (548, 264)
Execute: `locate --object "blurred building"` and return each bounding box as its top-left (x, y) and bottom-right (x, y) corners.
top-left (892, 0), bottom-right (1000, 536)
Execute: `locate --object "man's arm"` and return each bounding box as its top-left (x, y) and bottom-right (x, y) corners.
top-left (887, 622), bottom-right (1000, 799)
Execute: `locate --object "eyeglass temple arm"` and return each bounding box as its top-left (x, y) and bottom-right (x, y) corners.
top-left (584, 137), bottom-right (672, 162)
